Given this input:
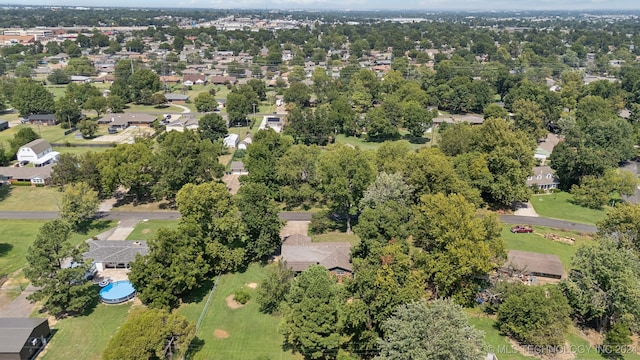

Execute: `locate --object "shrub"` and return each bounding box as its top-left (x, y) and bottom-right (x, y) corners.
top-left (234, 289), bottom-right (251, 304)
top-left (309, 211), bottom-right (343, 235)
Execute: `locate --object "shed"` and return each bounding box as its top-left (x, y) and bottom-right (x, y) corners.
top-left (503, 250), bottom-right (565, 279)
top-left (230, 161), bottom-right (248, 175)
top-left (223, 134), bottom-right (239, 148)
top-left (0, 318), bottom-right (50, 360)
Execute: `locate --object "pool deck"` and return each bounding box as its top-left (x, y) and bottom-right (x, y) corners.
top-left (93, 269), bottom-right (130, 283)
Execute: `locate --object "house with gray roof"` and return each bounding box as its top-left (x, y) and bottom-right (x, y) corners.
top-left (503, 250), bottom-right (565, 280)
top-left (0, 318), bottom-right (50, 360)
top-left (97, 113), bottom-right (158, 130)
top-left (526, 166), bottom-right (560, 192)
top-left (84, 240), bottom-right (149, 271)
top-left (281, 234), bottom-right (352, 279)
top-left (0, 165), bottom-right (54, 186)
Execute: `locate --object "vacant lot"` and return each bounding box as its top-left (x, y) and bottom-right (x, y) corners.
top-left (0, 186), bottom-right (62, 211)
top-left (501, 225), bottom-right (595, 269)
top-left (126, 219), bottom-right (180, 241)
top-left (530, 192), bottom-right (607, 225)
top-left (182, 264), bottom-right (298, 360)
top-left (40, 303), bottom-right (134, 360)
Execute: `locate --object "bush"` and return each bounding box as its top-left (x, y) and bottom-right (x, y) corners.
top-left (309, 211), bottom-right (342, 235)
top-left (234, 289), bottom-right (251, 304)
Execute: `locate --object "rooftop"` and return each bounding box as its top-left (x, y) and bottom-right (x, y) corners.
top-left (84, 240), bottom-right (149, 264)
top-left (281, 234), bottom-right (352, 273)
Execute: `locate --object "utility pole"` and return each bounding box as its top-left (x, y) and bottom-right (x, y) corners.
top-left (251, 103), bottom-right (256, 128)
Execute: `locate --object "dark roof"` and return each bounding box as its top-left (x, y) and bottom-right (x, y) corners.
top-left (230, 161), bottom-right (245, 172)
top-left (20, 138), bottom-right (51, 155)
top-left (0, 318), bottom-right (48, 353)
top-left (26, 114), bottom-right (56, 121)
top-left (527, 166), bottom-right (560, 187)
top-left (0, 165), bottom-right (53, 180)
top-left (84, 240), bottom-right (148, 263)
top-left (505, 250), bottom-right (565, 278)
top-left (281, 235), bottom-right (352, 272)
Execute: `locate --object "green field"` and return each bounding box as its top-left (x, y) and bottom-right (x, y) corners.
top-left (126, 219), bottom-right (180, 241)
top-left (0, 186), bottom-right (62, 211)
top-left (40, 303), bottom-right (133, 360)
top-left (501, 225), bottom-right (595, 269)
top-left (0, 219), bottom-right (114, 277)
top-left (311, 231), bottom-right (361, 247)
top-left (183, 264), bottom-right (298, 360)
top-left (530, 192), bottom-right (607, 225)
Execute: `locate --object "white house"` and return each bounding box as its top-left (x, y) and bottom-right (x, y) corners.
top-left (223, 133), bottom-right (239, 148)
top-left (17, 139), bottom-right (59, 166)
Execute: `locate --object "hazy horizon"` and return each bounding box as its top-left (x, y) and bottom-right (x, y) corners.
top-left (2, 0), bottom-right (640, 11)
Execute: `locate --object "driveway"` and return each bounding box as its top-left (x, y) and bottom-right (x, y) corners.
top-left (172, 104), bottom-right (191, 113)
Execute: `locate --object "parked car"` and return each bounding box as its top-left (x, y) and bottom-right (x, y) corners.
top-left (511, 225), bottom-right (533, 233)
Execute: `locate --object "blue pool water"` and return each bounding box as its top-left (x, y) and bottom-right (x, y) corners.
top-left (99, 280), bottom-right (136, 304)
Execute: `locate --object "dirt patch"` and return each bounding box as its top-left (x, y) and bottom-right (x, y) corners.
top-left (141, 228), bottom-right (151, 234)
top-left (226, 295), bottom-right (245, 309)
top-left (543, 233), bottom-right (576, 245)
top-left (246, 282), bottom-right (258, 289)
top-left (214, 329), bottom-right (229, 339)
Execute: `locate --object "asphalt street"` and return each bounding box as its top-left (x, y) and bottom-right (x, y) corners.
top-left (0, 211), bottom-right (598, 232)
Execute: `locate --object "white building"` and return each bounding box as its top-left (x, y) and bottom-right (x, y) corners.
top-left (223, 133), bottom-right (239, 148)
top-left (16, 139), bottom-right (59, 166)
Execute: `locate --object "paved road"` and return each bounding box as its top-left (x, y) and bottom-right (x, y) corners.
top-left (0, 211), bottom-right (597, 232)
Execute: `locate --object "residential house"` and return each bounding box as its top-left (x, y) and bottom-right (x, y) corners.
top-left (182, 74), bottom-right (207, 86)
top-left (432, 114), bottom-right (484, 127)
top-left (159, 75), bottom-right (181, 84)
top-left (0, 318), bottom-right (50, 360)
top-left (164, 94), bottom-right (190, 103)
top-left (83, 240), bottom-right (149, 271)
top-left (25, 114), bottom-right (57, 126)
top-left (503, 250), bottom-right (565, 280)
top-left (70, 75), bottom-right (92, 83)
top-left (97, 113), bottom-right (158, 130)
top-left (16, 139), bottom-right (59, 167)
top-left (527, 166), bottom-right (560, 192)
top-left (260, 115), bottom-right (284, 133)
top-left (0, 165), bottom-right (54, 186)
top-left (165, 115), bottom-right (199, 132)
top-left (230, 161), bottom-right (248, 175)
top-left (281, 234), bottom-right (352, 280)
top-left (223, 133), bottom-right (239, 148)
top-left (209, 76), bottom-right (237, 85)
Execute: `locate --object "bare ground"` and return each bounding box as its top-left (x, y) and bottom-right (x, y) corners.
top-left (225, 295), bottom-right (245, 309)
top-left (246, 282), bottom-right (258, 289)
top-left (214, 329), bottom-right (230, 339)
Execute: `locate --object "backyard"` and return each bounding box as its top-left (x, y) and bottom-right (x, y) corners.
top-left (530, 192), bottom-right (607, 225)
top-left (180, 263), bottom-right (298, 360)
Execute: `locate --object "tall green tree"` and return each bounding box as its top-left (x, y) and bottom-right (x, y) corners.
top-left (276, 144), bottom-right (321, 209)
top-left (561, 239), bottom-right (640, 332)
top-left (77, 119), bottom-right (98, 138)
top-left (11, 80), bottom-right (55, 116)
top-left (281, 266), bottom-right (342, 360)
top-left (244, 129), bottom-right (293, 192)
top-left (318, 144), bottom-right (375, 232)
top-left (24, 220), bottom-right (97, 317)
top-left (236, 183), bottom-right (283, 260)
top-left (59, 181), bottom-right (100, 228)
top-left (256, 261), bottom-right (295, 314)
top-left (55, 94), bottom-right (82, 128)
top-left (512, 98), bottom-right (547, 141)
top-left (598, 203), bottom-right (640, 253)
top-left (9, 127), bottom-right (39, 157)
top-left (194, 92), bottom-right (218, 112)
top-left (198, 113), bottom-right (227, 142)
top-left (412, 193), bottom-right (506, 304)
top-left (99, 141), bottom-right (155, 201)
top-left (83, 95), bottom-right (108, 117)
top-left (375, 299), bottom-right (485, 360)
top-left (102, 309), bottom-right (195, 360)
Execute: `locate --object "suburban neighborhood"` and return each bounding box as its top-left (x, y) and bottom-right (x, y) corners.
top-left (1, 5), bottom-right (640, 360)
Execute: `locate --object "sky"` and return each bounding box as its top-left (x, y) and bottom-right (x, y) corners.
top-left (8, 0), bottom-right (640, 10)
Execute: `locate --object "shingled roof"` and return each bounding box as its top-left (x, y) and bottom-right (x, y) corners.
top-left (281, 234), bottom-right (352, 273)
top-left (84, 240), bottom-right (148, 264)
top-left (505, 250), bottom-right (565, 279)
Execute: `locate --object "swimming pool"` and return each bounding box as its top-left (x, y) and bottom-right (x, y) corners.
top-left (99, 280), bottom-right (136, 304)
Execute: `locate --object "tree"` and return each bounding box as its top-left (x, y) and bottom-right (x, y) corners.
top-left (83, 95), bottom-right (108, 117)
top-left (24, 220), bottom-right (97, 317)
top-left (561, 239), bottom-right (640, 332)
top-left (365, 107), bottom-right (399, 141)
top-left (226, 92), bottom-right (252, 125)
top-left (512, 98), bottom-right (546, 141)
top-left (318, 144), bottom-right (375, 232)
top-left (11, 80), bottom-right (55, 117)
top-left (198, 113), bottom-right (227, 142)
top-left (107, 95), bottom-right (125, 113)
top-left (9, 127), bottom-right (39, 157)
top-left (280, 266), bottom-right (342, 360)
top-left (360, 172), bottom-right (413, 209)
top-left (152, 131), bottom-right (224, 201)
top-left (99, 142), bottom-right (155, 201)
top-left (56, 95), bottom-right (82, 128)
top-left (598, 203), bottom-right (640, 253)
top-left (77, 119), bottom-right (98, 138)
top-left (571, 169), bottom-right (638, 210)
top-left (102, 309), bottom-right (195, 360)
top-left (129, 224), bottom-right (209, 309)
top-left (59, 181), bottom-right (100, 228)
top-left (244, 129), bottom-right (293, 192)
top-left (276, 144), bottom-right (321, 209)
top-left (483, 103), bottom-right (508, 120)
top-left (194, 92), bottom-right (218, 112)
top-left (497, 284), bottom-right (571, 349)
top-left (256, 261), bottom-right (295, 314)
top-left (236, 183), bottom-right (283, 260)
top-left (439, 122), bottom-right (475, 157)
top-left (51, 153), bottom-right (80, 188)
top-left (47, 69), bottom-right (71, 84)
top-left (375, 299), bottom-right (485, 360)
top-left (401, 100), bottom-right (434, 138)
top-left (128, 69), bottom-right (161, 104)
top-left (284, 82), bottom-right (311, 108)
top-left (412, 193), bottom-right (506, 304)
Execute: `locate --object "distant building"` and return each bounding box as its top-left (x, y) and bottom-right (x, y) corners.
top-left (25, 114), bottom-right (57, 126)
top-left (223, 133), bottom-right (239, 148)
top-left (97, 113), bottom-right (158, 130)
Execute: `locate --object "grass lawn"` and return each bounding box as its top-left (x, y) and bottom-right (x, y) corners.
top-left (311, 232), bottom-right (361, 247)
top-left (126, 219), bottom-right (179, 241)
top-left (183, 263), bottom-right (298, 360)
top-left (40, 303), bottom-right (133, 360)
top-left (530, 192), bottom-right (607, 225)
top-left (124, 104), bottom-right (183, 114)
top-left (466, 308), bottom-right (534, 360)
top-left (54, 145), bottom-right (112, 155)
top-left (334, 135), bottom-right (427, 151)
top-left (0, 124), bottom-right (68, 149)
top-left (501, 225), bottom-right (595, 269)
top-left (0, 186), bottom-right (62, 211)
top-left (0, 219), bottom-right (114, 278)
